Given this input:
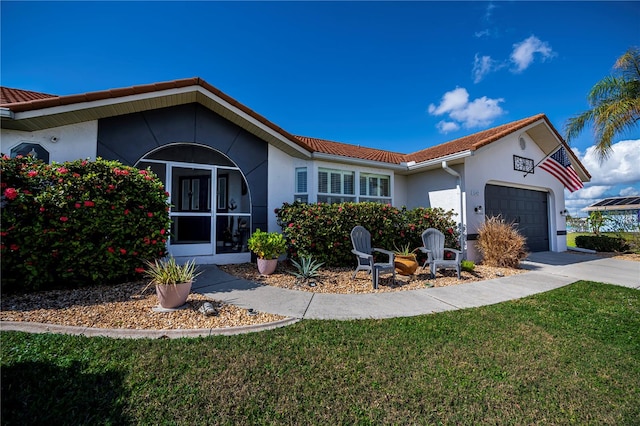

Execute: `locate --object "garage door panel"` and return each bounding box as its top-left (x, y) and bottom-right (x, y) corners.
top-left (485, 184), bottom-right (549, 252)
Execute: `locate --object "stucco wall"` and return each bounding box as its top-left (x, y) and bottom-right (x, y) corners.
top-left (267, 145), bottom-right (308, 232)
top-left (463, 133), bottom-right (568, 260)
top-left (405, 167), bottom-right (461, 213)
top-left (97, 103), bottom-right (269, 233)
top-left (1, 122), bottom-right (98, 162)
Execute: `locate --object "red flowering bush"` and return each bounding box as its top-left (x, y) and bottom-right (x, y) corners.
top-left (275, 201), bottom-right (459, 267)
top-left (1, 155), bottom-right (170, 293)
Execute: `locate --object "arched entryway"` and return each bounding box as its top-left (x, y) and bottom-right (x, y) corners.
top-left (137, 143), bottom-right (251, 264)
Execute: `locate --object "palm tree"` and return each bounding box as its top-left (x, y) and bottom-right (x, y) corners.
top-left (565, 46), bottom-right (640, 160)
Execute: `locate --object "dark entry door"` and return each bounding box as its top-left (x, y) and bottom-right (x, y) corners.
top-left (485, 184), bottom-right (549, 252)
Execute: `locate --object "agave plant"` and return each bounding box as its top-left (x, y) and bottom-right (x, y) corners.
top-left (290, 255), bottom-right (324, 286)
top-left (144, 257), bottom-right (200, 286)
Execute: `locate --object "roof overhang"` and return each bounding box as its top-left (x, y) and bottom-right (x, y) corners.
top-left (1, 82), bottom-right (313, 160)
top-left (0, 108), bottom-right (13, 120)
top-left (400, 150), bottom-right (473, 175)
top-left (520, 119), bottom-right (591, 182)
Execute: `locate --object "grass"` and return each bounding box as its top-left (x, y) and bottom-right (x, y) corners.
top-left (2, 281), bottom-right (639, 425)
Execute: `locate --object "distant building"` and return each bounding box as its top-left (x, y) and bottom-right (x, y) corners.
top-left (585, 196), bottom-right (640, 231)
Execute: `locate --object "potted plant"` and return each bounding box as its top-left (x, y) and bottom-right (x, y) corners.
top-left (247, 228), bottom-right (287, 275)
top-left (144, 257), bottom-right (200, 309)
top-left (393, 243), bottom-right (419, 276)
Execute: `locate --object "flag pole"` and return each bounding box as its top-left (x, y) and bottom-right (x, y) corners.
top-left (523, 143), bottom-right (562, 178)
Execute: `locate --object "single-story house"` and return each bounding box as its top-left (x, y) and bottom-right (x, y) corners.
top-left (585, 196), bottom-right (640, 230)
top-left (1, 77), bottom-right (590, 264)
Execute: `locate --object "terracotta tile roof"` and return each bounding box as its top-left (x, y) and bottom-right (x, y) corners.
top-left (1, 87), bottom-right (57, 104)
top-left (0, 78), bottom-right (315, 153)
top-left (405, 114), bottom-right (548, 163)
top-left (295, 135), bottom-right (406, 164)
top-left (1, 79), bottom-right (586, 179)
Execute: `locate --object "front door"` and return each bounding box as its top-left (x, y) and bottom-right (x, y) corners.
top-left (170, 166), bottom-right (214, 256)
top-left (137, 145), bottom-right (252, 262)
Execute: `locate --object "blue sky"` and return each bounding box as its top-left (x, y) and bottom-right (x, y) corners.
top-left (2, 1), bottom-right (639, 216)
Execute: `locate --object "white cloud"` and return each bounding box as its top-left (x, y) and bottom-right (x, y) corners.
top-left (482, 2), bottom-right (496, 23)
top-left (472, 54), bottom-right (505, 83)
top-left (510, 35), bottom-right (555, 73)
top-left (577, 139), bottom-right (640, 186)
top-left (565, 139), bottom-right (640, 215)
top-left (474, 29), bottom-right (490, 38)
top-left (428, 87), bottom-right (469, 115)
top-left (620, 186), bottom-right (640, 196)
top-left (428, 87), bottom-right (505, 132)
top-left (436, 120), bottom-right (460, 134)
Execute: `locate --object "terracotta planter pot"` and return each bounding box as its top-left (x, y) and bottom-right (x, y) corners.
top-left (155, 281), bottom-right (192, 309)
top-left (394, 254), bottom-right (418, 276)
top-left (257, 258), bottom-right (278, 275)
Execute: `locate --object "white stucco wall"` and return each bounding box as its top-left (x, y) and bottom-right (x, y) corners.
top-left (393, 174), bottom-right (408, 207)
top-left (463, 133), bottom-right (568, 261)
top-left (405, 167), bottom-right (462, 214)
top-left (267, 145), bottom-right (302, 233)
top-left (1, 122), bottom-right (98, 163)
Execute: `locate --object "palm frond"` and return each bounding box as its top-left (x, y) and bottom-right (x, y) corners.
top-left (564, 46), bottom-right (640, 161)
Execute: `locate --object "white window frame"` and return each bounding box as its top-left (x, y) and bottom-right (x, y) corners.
top-left (295, 167), bottom-right (308, 203)
top-left (317, 167), bottom-right (355, 203)
top-left (359, 172), bottom-right (391, 203)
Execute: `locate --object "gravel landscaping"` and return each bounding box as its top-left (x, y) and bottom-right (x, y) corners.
top-left (2, 253), bottom-right (636, 331)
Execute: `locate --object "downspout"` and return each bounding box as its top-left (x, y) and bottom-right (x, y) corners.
top-left (442, 161), bottom-right (465, 258)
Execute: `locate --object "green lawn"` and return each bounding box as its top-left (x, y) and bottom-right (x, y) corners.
top-left (2, 281), bottom-right (639, 425)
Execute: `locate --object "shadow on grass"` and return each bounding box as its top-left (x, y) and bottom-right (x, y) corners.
top-left (1, 360), bottom-right (130, 425)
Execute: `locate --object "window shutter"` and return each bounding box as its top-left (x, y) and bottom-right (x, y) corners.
top-left (380, 177), bottom-right (390, 197)
top-left (318, 170), bottom-right (328, 193)
top-left (296, 167), bottom-right (307, 193)
top-left (330, 173), bottom-right (341, 194)
top-left (344, 173), bottom-right (354, 195)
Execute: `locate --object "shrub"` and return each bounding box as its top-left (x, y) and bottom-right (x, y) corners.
top-left (461, 259), bottom-right (475, 272)
top-left (575, 235), bottom-right (630, 252)
top-left (1, 155), bottom-right (171, 293)
top-left (275, 202), bottom-right (459, 267)
top-left (247, 229), bottom-right (287, 259)
top-left (477, 216), bottom-right (528, 268)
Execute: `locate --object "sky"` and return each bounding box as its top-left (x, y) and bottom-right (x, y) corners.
top-left (1, 1), bottom-right (639, 216)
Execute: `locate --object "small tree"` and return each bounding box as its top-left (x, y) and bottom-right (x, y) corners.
top-left (587, 211), bottom-right (608, 235)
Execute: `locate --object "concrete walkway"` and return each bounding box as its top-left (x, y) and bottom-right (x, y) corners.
top-left (194, 251), bottom-right (639, 321)
top-left (2, 251), bottom-right (638, 338)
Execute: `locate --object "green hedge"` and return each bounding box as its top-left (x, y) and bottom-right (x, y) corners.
top-left (1, 155), bottom-right (171, 293)
top-left (575, 235), bottom-right (630, 253)
top-left (275, 202), bottom-right (459, 267)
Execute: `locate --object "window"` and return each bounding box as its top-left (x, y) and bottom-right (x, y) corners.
top-left (295, 167), bottom-right (308, 203)
top-left (318, 168), bottom-right (355, 203)
top-left (360, 173), bottom-right (391, 203)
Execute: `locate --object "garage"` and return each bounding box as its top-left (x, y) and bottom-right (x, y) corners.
top-left (485, 184), bottom-right (549, 252)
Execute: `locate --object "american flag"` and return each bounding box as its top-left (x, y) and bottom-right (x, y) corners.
top-left (539, 147), bottom-right (584, 192)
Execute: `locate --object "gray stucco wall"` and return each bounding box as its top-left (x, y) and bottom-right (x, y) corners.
top-left (96, 103), bottom-right (268, 232)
